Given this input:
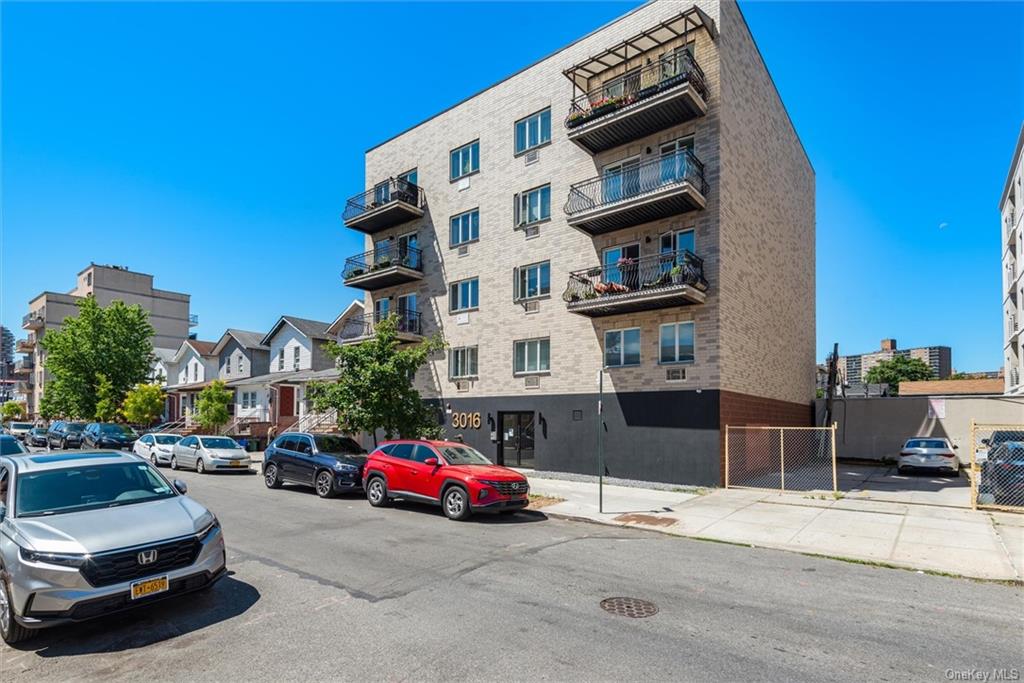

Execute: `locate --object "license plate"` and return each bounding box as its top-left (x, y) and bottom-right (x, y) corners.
top-left (131, 576), bottom-right (169, 600)
top-left (230, 461), bottom-right (247, 467)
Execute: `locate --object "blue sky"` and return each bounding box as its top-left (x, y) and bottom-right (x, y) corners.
top-left (2, 1), bottom-right (1021, 371)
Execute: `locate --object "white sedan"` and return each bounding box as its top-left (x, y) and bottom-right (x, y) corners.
top-left (897, 437), bottom-right (959, 475)
top-left (171, 435), bottom-right (251, 473)
top-left (133, 432), bottom-right (182, 465)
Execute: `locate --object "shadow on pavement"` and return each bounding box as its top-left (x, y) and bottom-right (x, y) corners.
top-left (389, 499), bottom-right (548, 524)
top-left (14, 574), bottom-right (260, 657)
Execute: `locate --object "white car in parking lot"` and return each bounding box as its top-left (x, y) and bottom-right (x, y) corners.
top-left (898, 437), bottom-right (959, 475)
top-left (133, 433), bottom-right (182, 466)
top-left (171, 435), bottom-right (251, 474)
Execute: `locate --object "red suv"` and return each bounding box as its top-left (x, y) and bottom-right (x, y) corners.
top-left (363, 440), bottom-right (529, 520)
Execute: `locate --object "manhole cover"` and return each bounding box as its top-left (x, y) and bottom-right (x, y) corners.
top-left (600, 597), bottom-right (658, 618)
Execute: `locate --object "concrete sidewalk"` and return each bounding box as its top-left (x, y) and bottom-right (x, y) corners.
top-left (525, 475), bottom-right (1024, 581)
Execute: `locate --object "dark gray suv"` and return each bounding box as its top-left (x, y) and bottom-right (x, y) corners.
top-left (46, 421), bottom-right (86, 449)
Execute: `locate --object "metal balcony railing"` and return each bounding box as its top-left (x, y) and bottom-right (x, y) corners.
top-left (565, 51), bottom-right (708, 129)
top-left (22, 309), bottom-right (44, 327)
top-left (189, 313), bottom-right (199, 326)
top-left (343, 178), bottom-right (424, 224)
top-left (337, 310), bottom-right (423, 341)
top-left (343, 245), bottom-right (423, 280)
top-left (565, 150), bottom-right (707, 217)
top-left (562, 249), bottom-right (708, 303)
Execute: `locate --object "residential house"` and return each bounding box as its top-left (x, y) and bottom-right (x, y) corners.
top-left (212, 329), bottom-right (270, 424)
top-left (165, 340), bottom-right (218, 421)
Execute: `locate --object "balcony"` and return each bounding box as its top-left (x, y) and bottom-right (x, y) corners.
top-left (342, 245), bottom-right (424, 290)
top-left (565, 150), bottom-right (707, 235)
top-left (189, 313), bottom-right (199, 327)
top-left (13, 359), bottom-right (33, 376)
top-left (15, 336), bottom-right (35, 353)
top-left (22, 309), bottom-right (44, 330)
top-left (336, 310), bottom-right (423, 345)
top-left (562, 250), bottom-right (708, 317)
top-left (342, 178), bottom-right (425, 234)
top-left (565, 53), bottom-right (708, 154)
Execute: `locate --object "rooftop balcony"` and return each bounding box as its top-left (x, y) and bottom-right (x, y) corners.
top-left (22, 309), bottom-right (45, 330)
top-left (336, 310), bottom-right (423, 345)
top-left (565, 150), bottom-right (708, 235)
top-left (342, 178), bottom-right (425, 234)
top-left (565, 52), bottom-right (708, 154)
top-left (342, 244), bottom-right (424, 290)
top-left (562, 249), bottom-right (708, 317)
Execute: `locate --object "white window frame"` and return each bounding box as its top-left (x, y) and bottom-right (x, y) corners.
top-left (450, 209), bottom-right (480, 247)
top-left (514, 184), bottom-right (551, 227)
top-left (449, 346), bottom-right (479, 379)
top-left (604, 327), bottom-right (641, 368)
top-left (293, 345), bottom-right (301, 371)
top-left (278, 348), bottom-right (285, 371)
top-left (514, 107), bottom-right (551, 155)
top-left (659, 321), bottom-right (695, 365)
top-left (514, 261), bottom-right (551, 301)
top-left (513, 338), bottom-right (550, 375)
top-left (449, 278), bottom-right (479, 313)
top-left (450, 140), bottom-right (480, 181)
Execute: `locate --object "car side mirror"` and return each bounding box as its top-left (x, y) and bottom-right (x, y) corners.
top-left (192, 443), bottom-right (199, 450)
top-left (423, 457), bottom-right (439, 466)
top-left (173, 479), bottom-right (188, 495)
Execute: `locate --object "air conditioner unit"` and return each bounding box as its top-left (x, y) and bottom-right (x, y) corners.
top-left (524, 375), bottom-right (541, 389)
top-left (525, 149), bottom-right (539, 165)
top-left (456, 312), bottom-right (470, 325)
top-left (456, 379), bottom-right (470, 392)
top-left (458, 244), bottom-right (469, 257)
top-left (525, 226), bottom-right (540, 239)
top-left (524, 300), bottom-right (540, 314)
top-left (666, 368), bottom-right (686, 382)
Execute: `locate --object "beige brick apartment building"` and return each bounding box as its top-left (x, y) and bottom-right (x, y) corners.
top-left (340, 0), bottom-right (814, 484)
top-left (1002, 123), bottom-right (1023, 395)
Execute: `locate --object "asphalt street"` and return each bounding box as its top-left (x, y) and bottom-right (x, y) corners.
top-left (1, 460), bottom-right (1021, 682)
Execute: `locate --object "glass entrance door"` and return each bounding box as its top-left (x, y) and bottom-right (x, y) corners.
top-left (500, 412), bottom-right (535, 469)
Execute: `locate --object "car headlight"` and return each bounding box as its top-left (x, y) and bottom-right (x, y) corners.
top-left (197, 516), bottom-right (220, 541)
top-left (20, 547), bottom-right (88, 567)
top-left (332, 462), bottom-right (358, 473)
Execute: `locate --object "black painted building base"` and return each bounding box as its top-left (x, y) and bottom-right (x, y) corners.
top-left (437, 389), bottom-right (722, 486)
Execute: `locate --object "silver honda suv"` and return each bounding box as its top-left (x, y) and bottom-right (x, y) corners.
top-left (0, 451), bottom-right (226, 644)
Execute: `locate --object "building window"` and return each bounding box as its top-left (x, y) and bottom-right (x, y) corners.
top-left (605, 328), bottom-right (641, 368)
top-left (660, 322), bottom-right (695, 364)
top-left (449, 346), bottom-right (478, 379)
top-left (398, 168), bottom-right (417, 187)
top-left (226, 357), bottom-right (232, 375)
top-left (192, 364), bottom-right (197, 382)
top-left (450, 209), bottom-right (480, 246)
top-left (514, 338), bottom-right (550, 375)
top-left (514, 261), bottom-right (550, 301)
top-left (242, 392), bottom-right (250, 409)
top-left (450, 140), bottom-right (480, 180)
top-left (278, 348), bottom-right (285, 371)
top-left (514, 184), bottom-right (551, 227)
top-left (449, 278), bottom-right (479, 312)
top-left (515, 108), bottom-right (551, 155)
top-left (293, 346), bottom-right (301, 371)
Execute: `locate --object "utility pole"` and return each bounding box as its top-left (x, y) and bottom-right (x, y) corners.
top-left (825, 342), bottom-right (839, 427)
top-left (597, 370), bottom-right (604, 514)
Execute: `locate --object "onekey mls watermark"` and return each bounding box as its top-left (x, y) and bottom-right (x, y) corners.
top-left (945, 670), bottom-right (1021, 682)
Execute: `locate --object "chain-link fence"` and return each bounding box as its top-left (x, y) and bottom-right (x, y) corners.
top-left (725, 425), bottom-right (837, 493)
top-left (970, 421), bottom-right (1024, 512)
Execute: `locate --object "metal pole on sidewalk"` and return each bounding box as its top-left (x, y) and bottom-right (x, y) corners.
top-left (597, 370), bottom-right (604, 514)
top-left (831, 422), bottom-right (838, 493)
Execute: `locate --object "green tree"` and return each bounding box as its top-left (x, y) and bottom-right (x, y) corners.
top-left (864, 356), bottom-right (934, 395)
top-left (1, 401), bottom-right (27, 422)
top-left (122, 383), bottom-right (166, 426)
top-left (39, 296), bottom-right (155, 419)
top-left (94, 373), bottom-right (121, 422)
top-left (307, 315), bottom-right (445, 445)
top-left (194, 380), bottom-right (232, 432)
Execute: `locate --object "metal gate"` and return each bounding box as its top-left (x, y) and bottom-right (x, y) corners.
top-left (725, 424), bottom-right (837, 493)
top-left (970, 421), bottom-right (1024, 512)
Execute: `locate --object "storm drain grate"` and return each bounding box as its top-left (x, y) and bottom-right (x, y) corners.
top-left (600, 597), bottom-right (658, 618)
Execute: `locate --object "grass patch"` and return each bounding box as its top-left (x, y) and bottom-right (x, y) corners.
top-left (527, 494), bottom-right (564, 510)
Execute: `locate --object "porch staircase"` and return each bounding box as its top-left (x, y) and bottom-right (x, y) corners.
top-left (283, 409), bottom-right (339, 434)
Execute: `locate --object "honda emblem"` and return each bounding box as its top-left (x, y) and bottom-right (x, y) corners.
top-left (137, 549), bottom-right (159, 565)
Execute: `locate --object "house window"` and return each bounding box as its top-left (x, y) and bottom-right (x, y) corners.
top-left (602, 243), bottom-right (640, 286)
top-left (660, 229), bottom-right (695, 256)
top-left (449, 278), bottom-right (479, 312)
top-left (659, 137), bottom-right (695, 184)
top-left (660, 322), bottom-right (695, 364)
top-left (192, 363), bottom-right (197, 382)
top-left (450, 140), bottom-right (480, 180)
top-left (605, 328), bottom-right (641, 368)
top-left (515, 108), bottom-right (551, 155)
top-left (514, 338), bottom-right (550, 375)
top-left (241, 392), bottom-right (250, 409)
top-left (374, 298), bottom-right (390, 321)
top-left (398, 169), bottom-right (418, 187)
top-left (449, 346), bottom-right (479, 379)
top-left (278, 348), bottom-right (285, 371)
top-left (293, 346), bottom-right (301, 371)
top-left (514, 184), bottom-right (551, 227)
top-left (514, 261), bottom-right (550, 301)
top-left (450, 209), bottom-right (480, 247)
top-left (373, 180), bottom-right (391, 205)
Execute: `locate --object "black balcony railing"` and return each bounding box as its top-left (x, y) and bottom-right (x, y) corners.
top-left (343, 244), bottom-right (423, 280)
top-left (565, 150), bottom-right (707, 217)
top-left (562, 250), bottom-right (708, 304)
top-left (343, 178), bottom-right (424, 224)
top-left (337, 310), bottom-right (423, 341)
top-left (565, 51), bottom-right (708, 129)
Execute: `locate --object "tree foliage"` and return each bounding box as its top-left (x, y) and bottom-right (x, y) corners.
top-left (1, 401), bottom-right (27, 422)
top-left (94, 373), bottom-right (120, 422)
top-left (307, 315), bottom-right (445, 444)
top-left (864, 356), bottom-right (934, 395)
top-left (39, 296), bottom-right (155, 419)
top-left (122, 383), bottom-right (166, 426)
top-left (194, 380), bottom-right (232, 432)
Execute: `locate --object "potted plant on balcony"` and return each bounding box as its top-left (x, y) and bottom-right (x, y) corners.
top-left (348, 267), bottom-right (365, 278)
top-left (566, 109), bottom-right (589, 129)
top-left (670, 264), bottom-right (685, 285)
top-left (589, 95), bottom-right (625, 118)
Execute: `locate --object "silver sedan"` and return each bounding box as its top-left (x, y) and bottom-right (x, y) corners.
top-left (897, 437), bottom-right (959, 475)
top-left (171, 435), bottom-right (251, 474)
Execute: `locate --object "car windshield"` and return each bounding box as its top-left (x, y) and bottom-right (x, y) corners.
top-left (906, 439), bottom-right (948, 449)
top-left (990, 431), bottom-right (1024, 446)
top-left (10, 423), bottom-right (32, 430)
top-left (31, 428), bottom-right (47, 435)
top-left (439, 445), bottom-right (492, 465)
top-left (314, 435), bottom-right (363, 454)
top-left (0, 438), bottom-right (26, 455)
top-left (200, 437), bottom-right (239, 449)
top-left (99, 424), bottom-right (130, 435)
top-left (16, 462), bottom-right (176, 517)
top-left (65, 424), bottom-right (85, 433)
top-left (154, 435), bottom-right (180, 445)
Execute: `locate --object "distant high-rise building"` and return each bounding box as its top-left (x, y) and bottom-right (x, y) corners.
top-left (836, 339), bottom-right (952, 385)
top-left (0, 326), bottom-right (14, 403)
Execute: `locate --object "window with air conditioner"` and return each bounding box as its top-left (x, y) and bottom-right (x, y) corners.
top-left (449, 347), bottom-right (479, 379)
top-left (514, 184), bottom-right (551, 227)
top-left (514, 338), bottom-right (550, 375)
top-left (514, 108), bottom-right (551, 155)
top-left (514, 261), bottom-right (550, 301)
top-left (450, 140), bottom-right (480, 181)
top-left (450, 209), bottom-right (480, 247)
top-left (659, 321), bottom-right (695, 364)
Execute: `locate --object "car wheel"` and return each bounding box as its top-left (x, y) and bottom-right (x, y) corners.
top-left (150, 453), bottom-right (157, 465)
top-left (60, 438), bottom-right (67, 450)
top-left (442, 486), bottom-right (471, 521)
top-left (315, 471), bottom-right (336, 499)
top-left (264, 463), bottom-right (282, 489)
top-left (0, 578), bottom-right (33, 645)
top-left (366, 476), bottom-right (390, 507)
top-left (170, 456), bottom-right (178, 470)
top-left (196, 459), bottom-right (206, 474)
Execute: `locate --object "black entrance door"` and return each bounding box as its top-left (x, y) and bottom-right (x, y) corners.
top-left (500, 412), bottom-right (535, 468)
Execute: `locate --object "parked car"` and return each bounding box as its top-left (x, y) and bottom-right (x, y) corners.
top-left (978, 430), bottom-right (1024, 463)
top-left (25, 428), bottom-right (48, 448)
top-left (46, 421), bottom-right (86, 449)
top-left (980, 441), bottom-right (1024, 506)
top-left (362, 440), bottom-right (529, 520)
top-left (133, 433), bottom-right (182, 466)
top-left (0, 435), bottom-right (28, 456)
top-left (0, 450), bottom-right (226, 644)
top-left (6, 422), bottom-right (33, 441)
top-left (171, 435), bottom-right (251, 474)
top-left (897, 437), bottom-right (959, 475)
top-left (82, 423), bottom-right (137, 450)
top-left (262, 432), bottom-right (366, 498)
